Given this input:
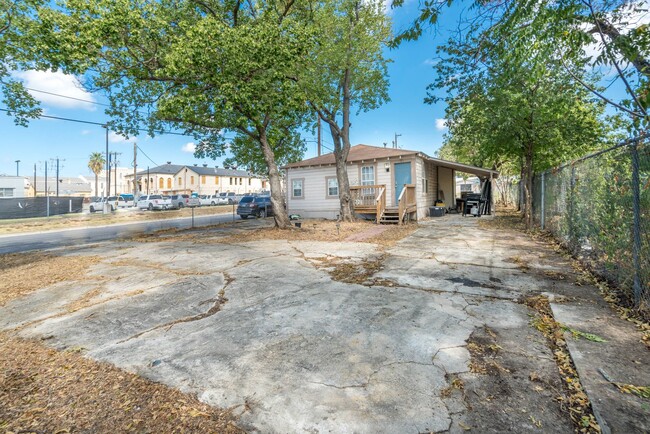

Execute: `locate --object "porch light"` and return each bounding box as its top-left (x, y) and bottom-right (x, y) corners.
top-left (384, 162), bottom-right (390, 172)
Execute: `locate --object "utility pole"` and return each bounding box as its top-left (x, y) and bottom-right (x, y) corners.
top-left (133, 143), bottom-right (138, 197)
top-left (56, 158), bottom-right (60, 197)
top-left (15, 160), bottom-right (20, 176)
top-left (105, 125), bottom-right (110, 197)
top-left (112, 151), bottom-right (122, 195)
top-left (45, 161), bottom-right (49, 217)
top-left (317, 115), bottom-right (322, 157)
top-left (147, 166), bottom-right (150, 195)
top-left (33, 163), bottom-right (36, 197)
top-left (393, 133), bottom-right (402, 149)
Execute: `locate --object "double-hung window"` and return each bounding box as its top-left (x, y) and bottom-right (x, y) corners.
top-left (292, 179), bottom-right (304, 199)
top-left (326, 177), bottom-right (338, 198)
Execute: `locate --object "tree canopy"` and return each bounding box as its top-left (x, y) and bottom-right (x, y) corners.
top-left (38, 0), bottom-right (316, 227)
top-left (1, 0), bottom-right (45, 126)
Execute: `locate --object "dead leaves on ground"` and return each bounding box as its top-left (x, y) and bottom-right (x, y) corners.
top-left (0, 332), bottom-right (242, 433)
top-left (524, 296), bottom-right (601, 433)
top-left (0, 253), bottom-right (101, 306)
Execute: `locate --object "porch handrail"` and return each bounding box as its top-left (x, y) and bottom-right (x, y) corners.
top-left (351, 184), bottom-right (386, 210)
top-left (375, 187), bottom-right (386, 224)
top-left (397, 184), bottom-right (416, 225)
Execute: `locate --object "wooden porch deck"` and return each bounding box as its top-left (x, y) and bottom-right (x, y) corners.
top-left (350, 184), bottom-right (417, 225)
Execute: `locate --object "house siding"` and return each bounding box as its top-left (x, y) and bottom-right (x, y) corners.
top-left (415, 159), bottom-right (438, 219)
top-left (438, 166), bottom-right (456, 208)
top-left (287, 165), bottom-right (360, 219)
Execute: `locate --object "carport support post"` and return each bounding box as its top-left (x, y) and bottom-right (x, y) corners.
top-left (539, 172), bottom-right (546, 230)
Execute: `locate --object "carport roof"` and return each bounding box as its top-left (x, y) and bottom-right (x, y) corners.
top-left (283, 144), bottom-right (498, 178)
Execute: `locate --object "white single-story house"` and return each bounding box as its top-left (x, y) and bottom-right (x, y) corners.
top-left (283, 144), bottom-right (498, 222)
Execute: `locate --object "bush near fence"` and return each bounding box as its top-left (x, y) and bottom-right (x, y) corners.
top-left (0, 197), bottom-right (84, 219)
top-left (532, 138), bottom-right (649, 310)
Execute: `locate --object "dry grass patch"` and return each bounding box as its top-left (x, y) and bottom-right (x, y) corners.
top-left (0, 253), bottom-right (101, 306)
top-left (221, 219), bottom-right (417, 246)
top-left (0, 332), bottom-right (242, 433)
top-left (0, 206), bottom-right (232, 235)
top-left (478, 207), bottom-right (526, 231)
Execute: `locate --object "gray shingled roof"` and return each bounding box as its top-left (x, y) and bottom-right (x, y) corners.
top-left (133, 164), bottom-right (254, 178)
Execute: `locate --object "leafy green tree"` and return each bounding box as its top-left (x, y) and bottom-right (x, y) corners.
top-left (431, 28), bottom-right (608, 228)
top-left (0, 0), bottom-right (44, 126)
top-left (87, 151), bottom-right (105, 197)
top-left (394, 0), bottom-right (650, 128)
top-left (304, 0), bottom-right (391, 221)
top-left (39, 0), bottom-right (312, 228)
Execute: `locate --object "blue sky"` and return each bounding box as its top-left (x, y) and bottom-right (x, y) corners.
top-left (0, 1), bottom-right (633, 178)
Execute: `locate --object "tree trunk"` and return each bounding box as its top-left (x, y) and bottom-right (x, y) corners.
top-left (259, 128), bottom-right (291, 229)
top-left (332, 67), bottom-right (354, 222)
top-left (522, 141), bottom-right (534, 229)
top-left (329, 124), bottom-right (353, 221)
top-left (94, 173), bottom-right (98, 197)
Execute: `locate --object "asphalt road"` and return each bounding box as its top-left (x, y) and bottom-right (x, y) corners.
top-left (0, 212), bottom-right (242, 254)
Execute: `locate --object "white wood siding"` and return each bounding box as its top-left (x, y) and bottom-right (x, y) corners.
top-left (438, 167), bottom-right (455, 208)
top-left (286, 165), bottom-right (359, 219)
top-left (415, 159), bottom-right (438, 219)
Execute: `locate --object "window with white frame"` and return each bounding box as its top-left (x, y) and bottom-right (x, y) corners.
top-left (361, 166), bottom-right (374, 186)
top-left (292, 179), bottom-right (304, 199)
top-left (326, 177), bottom-right (338, 197)
top-left (422, 178), bottom-right (429, 194)
top-left (0, 188), bottom-right (14, 197)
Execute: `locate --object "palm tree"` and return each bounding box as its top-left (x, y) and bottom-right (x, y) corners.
top-left (88, 152), bottom-right (105, 197)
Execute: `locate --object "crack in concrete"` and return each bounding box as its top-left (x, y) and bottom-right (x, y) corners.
top-left (115, 272), bottom-right (234, 344)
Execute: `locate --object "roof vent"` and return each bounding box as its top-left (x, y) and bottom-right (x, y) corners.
top-left (166, 161), bottom-right (171, 164)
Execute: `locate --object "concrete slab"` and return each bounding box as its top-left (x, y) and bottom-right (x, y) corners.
top-left (4, 214), bottom-right (635, 432)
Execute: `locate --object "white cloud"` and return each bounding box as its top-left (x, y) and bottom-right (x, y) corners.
top-left (182, 142), bottom-right (196, 153)
top-left (109, 131), bottom-right (129, 143)
top-left (423, 58), bottom-right (438, 66)
top-left (435, 118), bottom-right (448, 131)
top-left (81, 129), bottom-right (92, 135)
top-left (14, 69), bottom-right (97, 111)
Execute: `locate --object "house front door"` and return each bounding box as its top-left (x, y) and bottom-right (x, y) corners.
top-left (394, 162), bottom-right (412, 204)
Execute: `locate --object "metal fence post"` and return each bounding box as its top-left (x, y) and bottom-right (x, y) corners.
top-left (568, 165), bottom-right (576, 247)
top-left (541, 171), bottom-right (545, 230)
top-left (630, 141), bottom-right (643, 306)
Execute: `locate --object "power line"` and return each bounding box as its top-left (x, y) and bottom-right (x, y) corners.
top-left (24, 87), bottom-right (112, 108)
top-left (137, 145), bottom-right (158, 167)
top-left (0, 107), bottom-right (191, 137)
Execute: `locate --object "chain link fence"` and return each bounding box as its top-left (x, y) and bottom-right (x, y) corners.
top-left (532, 137), bottom-right (649, 310)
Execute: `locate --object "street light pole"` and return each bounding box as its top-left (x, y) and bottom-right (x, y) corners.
top-left (15, 160), bottom-right (20, 176)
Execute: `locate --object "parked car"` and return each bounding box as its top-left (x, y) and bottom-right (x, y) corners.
top-left (221, 192), bottom-right (238, 204)
top-left (237, 195), bottom-right (274, 219)
top-left (89, 196), bottom-right (118, 213)
top-left (169, 194), bottom-right (201, 209)
top-left (137, 194), bottom-right (168, 210)
top-left (199, 194), bottom-right (221, 206)
top-left (161, 195), bottom-right (172, 209)
top-left (119, 194), bottom-right (135, 207)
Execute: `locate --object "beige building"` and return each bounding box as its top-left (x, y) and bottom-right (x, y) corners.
top-left (283, 144), bottom-right (498, 222)
top-left (125, 163), bottom-right (267, 196)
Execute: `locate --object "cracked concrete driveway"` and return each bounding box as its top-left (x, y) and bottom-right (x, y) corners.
top-left (1, 217), bottom-right (570, 433)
